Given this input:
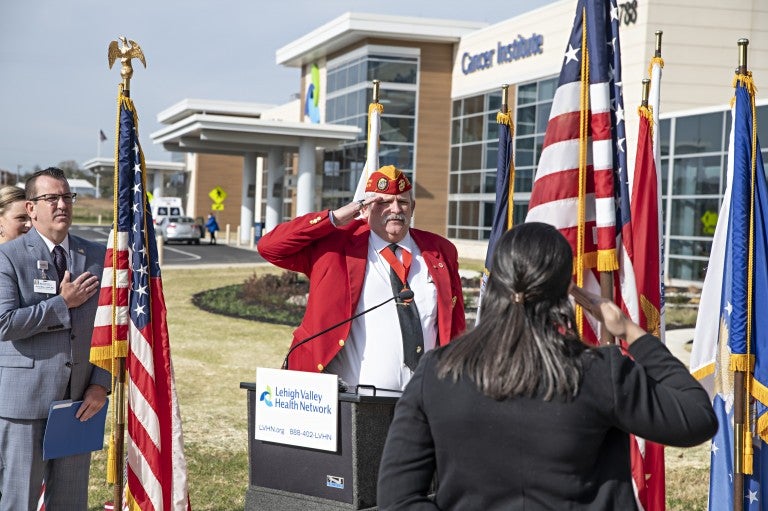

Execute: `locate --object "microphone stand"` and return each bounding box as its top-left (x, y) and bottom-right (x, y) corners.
top-left (282, 289), bottom-right (414, 370)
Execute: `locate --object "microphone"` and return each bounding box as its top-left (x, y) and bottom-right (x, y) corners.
top-left (282, 289), bottom-right (414, 370)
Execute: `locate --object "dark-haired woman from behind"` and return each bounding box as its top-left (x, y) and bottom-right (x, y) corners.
top-left (377, 222), bottom-right (717, 511)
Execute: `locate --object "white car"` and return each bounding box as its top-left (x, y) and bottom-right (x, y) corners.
top-left (156, 216), bottom-right (202, 245)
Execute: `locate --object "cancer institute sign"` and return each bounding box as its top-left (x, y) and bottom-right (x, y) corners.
top-left (461, 34), bottom-right (544, 75)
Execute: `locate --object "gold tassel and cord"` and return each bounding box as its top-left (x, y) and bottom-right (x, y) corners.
top-left (575, 8), bottom-right (589, 336)
top-left (106, 87), bottom-right (123, 485)
top-left (496, 111), bottom-right (516, 230)
top-left (647, 56), bottom-right (664, 78)
top-left (726, 71), bottom-right (759, 474)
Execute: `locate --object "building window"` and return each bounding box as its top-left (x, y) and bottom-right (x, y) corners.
top-left (447, 76), bottom-right (556, 241)
top-left (660, 109), bottom-right (729, 284)
top-left (447, 91), bottom-right (501, 240)
top-left (322, 49), bottom-right (418, 208)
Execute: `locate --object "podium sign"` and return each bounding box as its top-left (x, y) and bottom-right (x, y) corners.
top-left (254, 368), bottom-right (338, 451)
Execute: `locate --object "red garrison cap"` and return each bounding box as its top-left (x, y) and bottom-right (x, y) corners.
top-left (365, 165), bottom-right (412, 195)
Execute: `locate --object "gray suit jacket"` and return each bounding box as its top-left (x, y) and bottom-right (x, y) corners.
top-left (0, 228), bottom-right (111, 419)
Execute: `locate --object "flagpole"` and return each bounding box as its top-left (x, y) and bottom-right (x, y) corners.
top-left (732, 37), bottom-right (749, 511)
top-left (500, 84), bottom-right (513, 230)
top-left (651, 30), bottom-right (666, 343)
top-left (106, 37), bottom-right (145, 508)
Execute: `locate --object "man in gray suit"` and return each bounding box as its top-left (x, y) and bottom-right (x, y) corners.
top-left (0, 167), bottom-right (110, 510)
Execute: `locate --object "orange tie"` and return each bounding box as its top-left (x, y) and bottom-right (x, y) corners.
top-left (380, 244), bottom-right (412, 289)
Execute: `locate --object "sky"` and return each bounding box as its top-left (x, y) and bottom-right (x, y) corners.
top-left (0, 0), bottom-right (557, 175)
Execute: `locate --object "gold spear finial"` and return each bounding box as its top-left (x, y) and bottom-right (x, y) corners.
top-left (501, 84), bottom-right (509, 114)
top-left (107, 37), bottom-right (146, 92)
top-left (641, 78), bottom-right (650, 108)
top-left (738, 38), bottom-right (749, 75)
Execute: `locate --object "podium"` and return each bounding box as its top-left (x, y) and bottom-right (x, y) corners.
top-left (240, 383), bottom-right (399, 510)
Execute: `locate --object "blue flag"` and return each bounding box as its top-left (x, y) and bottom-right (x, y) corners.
top-left (476, 110), bottom-right (514, 321)
top-left (705, 74), bottom-right (768, 510)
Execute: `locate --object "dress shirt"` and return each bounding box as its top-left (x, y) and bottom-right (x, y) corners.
top-left (325, 231), bottom-right (437, 392)
top-left (38, 233), bottom-right (71, 277)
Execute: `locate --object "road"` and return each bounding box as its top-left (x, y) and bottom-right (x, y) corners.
top-left (71, 225), bottom-right (267, 267)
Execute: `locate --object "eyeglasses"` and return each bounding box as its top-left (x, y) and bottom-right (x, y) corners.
top-left (29, 193), bottom-right (77, 205)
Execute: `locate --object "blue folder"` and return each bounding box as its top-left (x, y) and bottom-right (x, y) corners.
top-left (43, 398), bottom-right (109, 460)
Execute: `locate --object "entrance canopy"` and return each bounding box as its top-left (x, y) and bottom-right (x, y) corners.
top-left (150, 99), bottom-right (358, 155)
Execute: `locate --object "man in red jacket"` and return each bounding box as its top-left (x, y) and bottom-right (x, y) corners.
top-left (257, 165), bottom-right (465, 392)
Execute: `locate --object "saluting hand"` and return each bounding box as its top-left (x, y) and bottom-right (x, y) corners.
top-left (332, 197), bottom-right (381, 226)
top-left (569, 284), bottom-right (646, 345)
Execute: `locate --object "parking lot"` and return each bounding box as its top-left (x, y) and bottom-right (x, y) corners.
top-left (71, 225), bottom-right (267, 267)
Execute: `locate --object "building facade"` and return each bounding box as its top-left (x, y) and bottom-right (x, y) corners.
top-left (151, 0), bottom-right (768, 285)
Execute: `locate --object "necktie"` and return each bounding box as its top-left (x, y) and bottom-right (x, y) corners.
top-left (53, 245), bottom-right (67, 281)
top-left (383, 243), bottom-right (424, 371)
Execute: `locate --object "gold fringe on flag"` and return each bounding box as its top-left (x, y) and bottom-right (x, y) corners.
top-left (573, 252), bottom-right (597, 274)
top-left (596, 250), bottom-right (619, 272)
top-left (496, 111), bottom-right (512, 126)
top-left (647, 56), bottom-right (664, 78)
top-left (691, 363), bottom-right (715, 381)
top-left (368, 102), bottom-right (384, 116)
top-left (730, 72), bottom-right (757, 108)
top-left (637, 104), bottom-right (654, 140)
top-left (752, 377), bottom-right (768, 442)
top-left (729, 353), bottom-right (755, 373)
top-left (126, 488), bottom-right (140, 511)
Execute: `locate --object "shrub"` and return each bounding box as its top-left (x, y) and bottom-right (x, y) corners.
top-left (240, 271), bottom-right (308, 305)
top-left (191, 271), bottom-right (308, 326)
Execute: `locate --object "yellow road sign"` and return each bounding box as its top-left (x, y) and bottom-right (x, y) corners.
top-left (209, 186), bottom-right (227, 204)
top-left (211, 203), bottom-right (224, 211)
top-left (701, 210), bottom-right (718, 235)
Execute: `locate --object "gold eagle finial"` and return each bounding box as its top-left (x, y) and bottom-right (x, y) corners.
top-left (107, 37), bottom-right (146, 90)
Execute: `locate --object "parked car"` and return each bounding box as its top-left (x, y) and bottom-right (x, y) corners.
top-left (156, 216), bottom-right (202, 245)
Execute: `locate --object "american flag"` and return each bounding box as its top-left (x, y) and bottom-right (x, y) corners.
top-left (525, 0), bottom-right (633, 343)
top-left (524, 1), bottom-right (663, 509)
top-left (90, 90), bottom-right (191, 510)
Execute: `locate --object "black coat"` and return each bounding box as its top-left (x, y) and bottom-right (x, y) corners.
top-left (377, 334), bottom-right (718, 510)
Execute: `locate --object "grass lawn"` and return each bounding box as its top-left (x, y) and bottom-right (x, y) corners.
top-left (88, 265), bottom-right (288, 510)
top-left (87, 264), bottom-right (711, 510)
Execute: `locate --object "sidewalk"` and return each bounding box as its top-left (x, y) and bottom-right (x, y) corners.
top-left (664, 328), bottom-right (694, 368)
